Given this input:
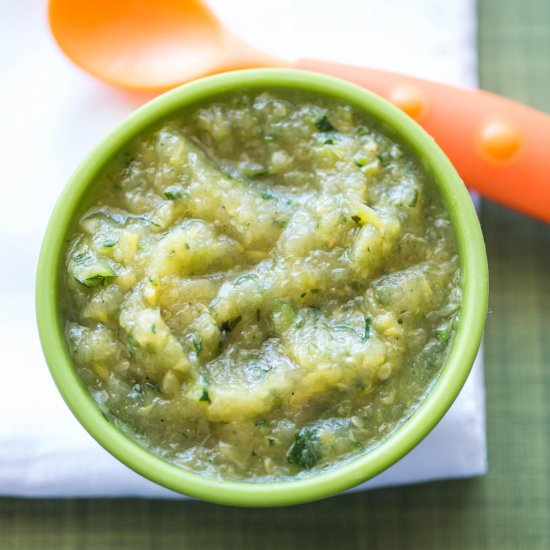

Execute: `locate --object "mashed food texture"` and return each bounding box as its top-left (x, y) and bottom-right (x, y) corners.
top-left (63, 91), bottom-right (461, 480)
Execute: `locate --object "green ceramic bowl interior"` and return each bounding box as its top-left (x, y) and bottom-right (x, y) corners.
top-left (36, 69), bottom-right (488, 507)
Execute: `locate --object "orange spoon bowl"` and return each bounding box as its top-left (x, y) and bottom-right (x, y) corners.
top-left (49, 0), bottom-right (285, 91)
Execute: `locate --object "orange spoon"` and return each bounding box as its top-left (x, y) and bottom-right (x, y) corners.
top-left (49, 0), bottom-right (550, 223)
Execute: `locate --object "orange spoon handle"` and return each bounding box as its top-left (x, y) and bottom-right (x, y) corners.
top-left (296, 59), bottom-right (550, 223)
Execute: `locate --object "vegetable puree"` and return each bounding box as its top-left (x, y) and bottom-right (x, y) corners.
top-left (62, 91), bottom-right (461, 480)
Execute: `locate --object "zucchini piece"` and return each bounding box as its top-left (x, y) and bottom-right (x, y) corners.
top-left (71, 252), bottom-right (116, 287)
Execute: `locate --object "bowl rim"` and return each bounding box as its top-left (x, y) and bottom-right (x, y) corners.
top-left (36, 68), bottom-right (488, 507)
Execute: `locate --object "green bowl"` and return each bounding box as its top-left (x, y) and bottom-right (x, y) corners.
top-left (36, 69), bottom-right (488, 507)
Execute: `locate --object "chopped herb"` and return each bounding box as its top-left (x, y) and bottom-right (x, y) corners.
top-left (314, 115), bottom-right (335, 132)
top-left (310, 289), bottom-right (319, 294)
top-left (351, 215), bottom-right (362, 225)
top-left (255, 419), bottom-right (267, 429)
top-left (300, 292), bottom-right (307, 298)
top-left (409, 189), bottom-right (419, 207)
top-left (363, 317), bottom-right (372, 341)
top-left (256, 309), bottom-right (261, 321)
top-left (102, 240), bottom-right (116, 248)
top-left (287, 428), bottom-right (322, 469)
top-left (221, 315), bottom-right (242, 333)
top-left (151, 324), bottom-right (157, 334)
top-left (267, 437), bottom-right (278, 447)
top-left (193, 338), bottom-right (203, 355)
top-left (251, 170), bottom-right (269, 178)
top-left (357, 126), bottom-right (371, 136)
top-left (354, 158), bottom-right (367, 168)
top-left (262, 191), bottom-right (273, 200)
top-left (199, 388), bottom-right (211, 403)
top-left (397, 318), bottom-right (403, 325)
top-left (184, 242), bottom-right (191, 250)
top-left (324, 138), bottom-right (334, 145)
top-left (164, 188), bottom-right (182, 200)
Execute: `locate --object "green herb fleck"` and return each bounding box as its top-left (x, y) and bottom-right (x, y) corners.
top-left (363, 317), bottom-right (372, 341)
top-left (262, 191), bottom-right (273, 200)
top-left (324, 138), bottom-right (334, 145)
top-left (184, 242), bottom-right (191, 250)
top-left (221, 315), bottom-right (242, 333)
top-left (199, 388), bottom-right (211, 403)
top-left (102, 240), bottom-right (116, 248)
top-left (315, 115), bottom-right (335, 132)
top-left (151, 324), bottom-right (157, 334)
top-left (164, 188), bottom-right (182, 200)
top-left (409, 189), bottom-right (419, 207)
top-left (287, 428), bottom-right (322, 469)
top-left (193, 338), bottom-right (203, 355)
top-left (357, 126), bottom-right (371, 136)
top-left (351, 215), bottom-right (362, 225)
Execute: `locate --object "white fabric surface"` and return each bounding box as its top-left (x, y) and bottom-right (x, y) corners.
top-left (0, 0), bottom-right (484, 498)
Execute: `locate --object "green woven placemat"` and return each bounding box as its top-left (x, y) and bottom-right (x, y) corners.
top-left (2, 0), bottom-right (550, 548)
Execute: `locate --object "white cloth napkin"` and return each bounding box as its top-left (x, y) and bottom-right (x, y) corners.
top-left (0, 0), bottom-right (484, 498)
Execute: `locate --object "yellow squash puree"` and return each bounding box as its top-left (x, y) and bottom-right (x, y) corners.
top-left (63, 91), bottom-right (460, 480)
